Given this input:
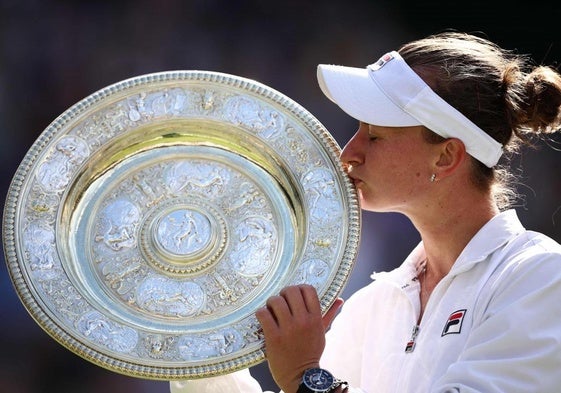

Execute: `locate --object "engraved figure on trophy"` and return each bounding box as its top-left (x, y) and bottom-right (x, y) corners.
top-left (166, 160), bottom-right (228, 198)
top-left (229, 216), bottom-right (276, 276)
top-left (177, 328), bottom-right (243, 361)
top-left (226, 182), bottom-right (265, 214)
top-left (223, 96), bottom-right (284, 138)
top-left (294, 258), bottom-right (330, 290)
top-left (36, 136), bottom-right (90, 192)
top-left (208, 328), bottom-right (243, 355)
top-left (169, 88), bottom-right (188, 115)
top-left (77, 310), bottom-right (138, 353)
top-left (172, 211), bottom-right (199, 251)
top-left (135, 276), bottom-right (205, 318)
top-left (302, 167), bottom-right (342, 224)
top-left (150, 91), bottom-right (176, 117)
top-left (157, 209), bottom-right (211, 256)
top-left (28, 185), bottom-right (60, 218)
top-left (177, 335), bottom-right (217, 360)
top-left (100, 257), bottom-right (145, 297)
top-left (24, 221), bottom-right (56, 273)
top-left (55, 136), bottom-right (90, 166)
top-left (128, 92), bottom-right (147, 122)
top-left (95, 198), bottom-right (141, 251)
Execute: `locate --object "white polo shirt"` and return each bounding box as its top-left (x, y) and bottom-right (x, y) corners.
top-left (171, 210), bottom-right (561, 392)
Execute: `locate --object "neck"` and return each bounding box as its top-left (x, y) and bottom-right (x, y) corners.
top-left (408, 190), bottom-right (499, 278)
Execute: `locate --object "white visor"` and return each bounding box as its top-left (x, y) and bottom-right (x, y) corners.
top-left (317, 51), bottom-right (503, 167)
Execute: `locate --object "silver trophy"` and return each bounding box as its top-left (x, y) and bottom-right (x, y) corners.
top-left (2, 71), bottom-right (361, 380)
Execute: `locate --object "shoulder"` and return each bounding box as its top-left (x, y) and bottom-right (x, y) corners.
top-left (501, 230), bottom-right (561, 265)
top-left (483, 230), bottom-right (561, 303)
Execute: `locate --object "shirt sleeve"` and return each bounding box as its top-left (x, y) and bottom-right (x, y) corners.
top-left (169, 368), bottom-right (277, 393)
top-left (321, 283), bottom-right (377, 392)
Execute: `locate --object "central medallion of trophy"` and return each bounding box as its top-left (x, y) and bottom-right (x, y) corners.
top-left (141, 198), bottom-right (227, 276)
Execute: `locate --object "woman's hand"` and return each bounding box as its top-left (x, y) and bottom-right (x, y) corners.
top-left (255, 284), bottom-right (344, 393)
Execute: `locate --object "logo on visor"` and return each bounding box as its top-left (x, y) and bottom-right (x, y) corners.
top-left (442, 309), bottom-right (467, 336)
top-left (369, 52), bottom-right (395, 71)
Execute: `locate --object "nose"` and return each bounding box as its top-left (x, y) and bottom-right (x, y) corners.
top-left (340, 128), bottom-right (363, 168)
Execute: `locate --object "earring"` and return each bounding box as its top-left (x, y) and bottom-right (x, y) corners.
top-left (430, 174), bottom-right (436, 182)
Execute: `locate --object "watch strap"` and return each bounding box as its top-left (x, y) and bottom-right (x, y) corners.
top-left (330, 379), bottom-right (348, 392)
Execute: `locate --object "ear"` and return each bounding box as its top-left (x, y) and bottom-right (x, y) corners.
top-left (433, 138), bottom-right (467, 179)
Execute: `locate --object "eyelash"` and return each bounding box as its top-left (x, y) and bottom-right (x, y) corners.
top-left (360, 122), bottom-right (378, 141)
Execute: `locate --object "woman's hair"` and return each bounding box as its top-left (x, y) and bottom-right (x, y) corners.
top-left (398, 31), bottom-right (561, 209)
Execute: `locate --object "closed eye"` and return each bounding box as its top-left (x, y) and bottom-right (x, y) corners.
top-left (366, 123), bottom-right (379, 141)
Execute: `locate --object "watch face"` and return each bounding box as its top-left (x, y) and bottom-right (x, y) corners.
top-left (303, 368), bottom-right (334, 392)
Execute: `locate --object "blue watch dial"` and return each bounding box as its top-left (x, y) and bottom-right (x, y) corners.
top-left (303, 368), bottom-right (334, 391)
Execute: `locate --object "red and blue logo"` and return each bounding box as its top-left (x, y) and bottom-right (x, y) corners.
top-left (370, 52), bottom-right (395, 71)
top-left (442, 309), bottom-right (467, 336)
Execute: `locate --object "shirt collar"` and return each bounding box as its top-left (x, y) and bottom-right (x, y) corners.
top-left (449, 209), bottom-right (525, 274)
top-left (371, 209), bottom-right (525, 285)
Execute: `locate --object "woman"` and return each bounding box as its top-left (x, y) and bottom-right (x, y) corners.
top-left (171, 31), bottom-right (561, 393)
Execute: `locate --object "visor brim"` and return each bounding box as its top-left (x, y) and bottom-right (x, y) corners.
top-left (317, 64), bottom-right (420, 127)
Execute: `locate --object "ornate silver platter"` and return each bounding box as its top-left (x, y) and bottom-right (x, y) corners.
top-left (2, 71), bottom-right (360, 380)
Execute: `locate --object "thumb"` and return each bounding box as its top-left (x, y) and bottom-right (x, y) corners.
top-left (322, 298), bottom-right (344, 331)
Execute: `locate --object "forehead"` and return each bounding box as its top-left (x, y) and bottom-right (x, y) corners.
top-left (363, 122), bottom-right (425, 136)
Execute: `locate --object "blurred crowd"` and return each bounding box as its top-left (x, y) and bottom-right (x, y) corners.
top-left (1, 1), bottom-right (559, 392)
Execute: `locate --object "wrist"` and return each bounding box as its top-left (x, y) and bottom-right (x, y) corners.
top-left (296, 367), bottom-right (347, 393)
top-left (279, 364), bottom-right (320, 393)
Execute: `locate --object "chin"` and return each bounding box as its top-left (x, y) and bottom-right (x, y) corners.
top-left (357, 190), bottom-right (392, 212)
top-left (359, 197), bottom-right (395, 213)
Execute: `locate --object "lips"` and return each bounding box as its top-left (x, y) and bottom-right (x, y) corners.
top-left (343, 164), bottom-right (363, 187)
top-left (347, 174), bottom-right (362, 187)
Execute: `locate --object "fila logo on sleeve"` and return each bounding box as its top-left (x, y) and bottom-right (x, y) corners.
top-left (442, 309), bottom-right (467, 336)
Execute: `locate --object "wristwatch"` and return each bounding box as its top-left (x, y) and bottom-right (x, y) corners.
top-left (296, 367), bottom-right (347, 392)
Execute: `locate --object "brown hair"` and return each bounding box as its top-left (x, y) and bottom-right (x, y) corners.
top-left (398, 32), bottom-right (561, 209)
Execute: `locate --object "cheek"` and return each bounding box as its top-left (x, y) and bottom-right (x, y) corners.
top-left (377, 153), bottom-right (424, 194)
top-left (387, 144), bottom-right (426, 174)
